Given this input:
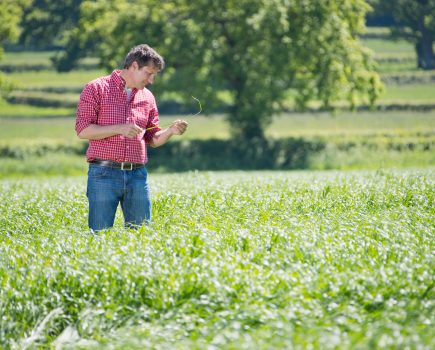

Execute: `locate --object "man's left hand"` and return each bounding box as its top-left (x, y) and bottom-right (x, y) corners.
top-left (170, 119), bottom-right (188, 135)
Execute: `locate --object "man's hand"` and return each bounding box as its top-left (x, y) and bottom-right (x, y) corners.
top-left (120, 123), bottom-right (144, 138)
top-left (149, 119), bottom-right (188, 147)
top-left (169, 119), bottom-right (188, 135)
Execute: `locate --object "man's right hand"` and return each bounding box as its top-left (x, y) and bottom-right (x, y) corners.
top-left (120, 123), bottom-right (143, 138)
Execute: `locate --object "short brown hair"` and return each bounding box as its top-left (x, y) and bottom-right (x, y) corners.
top-left (123, 44), bottom-right (165, 71)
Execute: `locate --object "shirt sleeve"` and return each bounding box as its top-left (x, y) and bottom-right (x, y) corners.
top-left (75, 83), bottom-right (100, 135)
top-left (144, 95), bottom-right (161, 143)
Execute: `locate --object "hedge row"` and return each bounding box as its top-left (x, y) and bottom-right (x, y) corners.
top-left (381, 74), bottom-right (435, 85)
top-left (1, 136), bottom-right (433, 171)
top-left (6, 95), bottom-right (78, 108)
top-left (148, 138), bottom-right (325, 171)
top-left (6, 93), bottom-right (435, 113)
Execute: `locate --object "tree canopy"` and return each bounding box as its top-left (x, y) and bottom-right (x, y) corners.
top-left (0, 0), bottom-right (31, 96)
top-left (0, 0), bottom-right (30, 57)
top-left (18, 0), bottom-right (82, 49)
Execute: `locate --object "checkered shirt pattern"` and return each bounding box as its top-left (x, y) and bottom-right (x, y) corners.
top-left (75, 70), bottom-right (161, 164)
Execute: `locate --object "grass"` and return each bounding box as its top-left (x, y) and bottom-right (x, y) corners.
top-left (5, 69), bottom-right (106, 89)
top-left (361, 38), bottom-right (415, 55)
top-left (0, 169), bottom-right (433, 348)
top-left (0, 99), bottom-right (74, 118)
top-left (0, 51), bottom-right (99, 71)
top-left (0, 110), bottom-right (433, 177)
top-left (266, 110), bottom-right (435, 138)
top-left (1, 110), bottom-right (434, 140)
top-left (380, 83), bottom-right (435, 102)
top-left (0, 51), bottom-right (54, 66)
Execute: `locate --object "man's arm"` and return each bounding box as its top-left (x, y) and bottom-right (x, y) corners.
top-left (148, 119), bottom-right (188, 148)
top-left (78, 123), bottom-right (143, 140)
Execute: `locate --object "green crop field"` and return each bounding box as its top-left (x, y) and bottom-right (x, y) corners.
top-left (0, 28), bottom-right (434, 350)
top-left (0, 169), bottom-right (434, 349)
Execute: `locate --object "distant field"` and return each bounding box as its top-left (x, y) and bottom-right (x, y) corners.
top-left (1, 110), bottom-right (434, 141)
top-left (5, 69), bottom-right (106, 89)
top-left (0, 51), bottom-right (99, 71)
top-left (0, 50), bottom-right (54, 66)
top-left (0, 99), bottom-right (74, 118)
top-left (362, 37), bottom-right (415, 55)
top-left (381, 83), bottom-right (435, 102)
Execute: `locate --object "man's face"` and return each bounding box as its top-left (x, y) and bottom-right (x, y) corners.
top-left (131, 62), bottom-right (159, 89)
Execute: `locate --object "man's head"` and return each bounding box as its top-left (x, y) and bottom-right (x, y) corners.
top-left (122, 44), bottom-right (165, 89)
top-left (124, 44), bottom-right (165, 71)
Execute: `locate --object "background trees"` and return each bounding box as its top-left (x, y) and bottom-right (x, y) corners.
top-left (57, 0), bottom-right (382, 139)
top-left (3, 0), bottom-right (386, 139)
top-left (369, 0), bottom-right (435, 69)
top-left (0, 0), bottom-right (30, 54)
top-left (0, 0), bottom-right (31, 95)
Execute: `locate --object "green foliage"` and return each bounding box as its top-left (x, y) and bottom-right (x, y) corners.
top-left (147, 138), bottom-right (326, 171)
top-left (0, 72), bottom-right (14, 100)
top-left (0, 0), bottom-right (30, 47)
top-left (0, 170), bottom-right (434, 348)
top-left (58, 0), bottom-right (383, 139)
top-left (0, 0), bottom-right (31, 96)
top-left (18, 0), bottom-right (82, 48)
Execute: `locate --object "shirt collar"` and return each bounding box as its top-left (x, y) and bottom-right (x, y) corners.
top-left (112, 69), bottom-right (143, 94)
top-left (111, 70), bottom-right (126, 89)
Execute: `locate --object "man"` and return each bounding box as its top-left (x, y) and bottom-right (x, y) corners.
top-left (76, 44), bottom-right (188, 232)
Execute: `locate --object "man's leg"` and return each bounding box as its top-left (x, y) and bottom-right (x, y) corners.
top-left (122, 167), bottom-right (151, 228)
top-left (87, 165), bottom-right (122, 232)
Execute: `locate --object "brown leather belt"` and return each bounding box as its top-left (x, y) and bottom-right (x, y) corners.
top-left (90, 159), bottom-right (145, 171)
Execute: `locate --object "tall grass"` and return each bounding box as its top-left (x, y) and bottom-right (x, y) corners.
top-left (0, 170), bottom-right (433, 348)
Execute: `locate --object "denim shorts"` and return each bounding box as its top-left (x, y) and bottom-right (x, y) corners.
top-left (86, 164), bottom-right (151, 231)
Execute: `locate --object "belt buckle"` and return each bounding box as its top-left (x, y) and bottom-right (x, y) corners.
top-left (121, 162), bottom-right (133, 171)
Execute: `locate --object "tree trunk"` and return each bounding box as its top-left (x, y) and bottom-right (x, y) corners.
top-left (229, 104), bottom-right (265, 140)
top-left (416, 15), bottom-right (434, 70)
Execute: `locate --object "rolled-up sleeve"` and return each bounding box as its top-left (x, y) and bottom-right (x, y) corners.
top-left (144, 97), bottom-right (161, 143)
top-left (75, 83), bottom-right (100, 135)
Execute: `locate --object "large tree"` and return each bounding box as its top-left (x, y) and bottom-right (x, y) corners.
top-left (369, 0), bottom-right (435, 69)
top-left (63, 0), bottom-right (382, 139)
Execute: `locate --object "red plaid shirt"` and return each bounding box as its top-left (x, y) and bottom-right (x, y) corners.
top-left (76, 70), bottom-right (161, 164)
